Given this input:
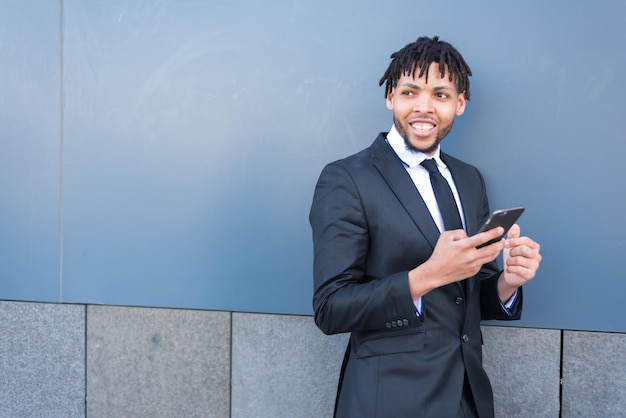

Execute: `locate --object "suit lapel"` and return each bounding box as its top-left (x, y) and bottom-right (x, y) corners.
top-left (369, 134), bottom-right (441, 249)
top-left (369, 136), bottom-right (483, 297)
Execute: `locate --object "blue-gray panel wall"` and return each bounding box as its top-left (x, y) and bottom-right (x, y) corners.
top-left (446, 2), bottom-right (626, 332)
top-left (2, 1), bottom-right (626, 332)
top-left (60, 0), bottom-right (389, 312)
top-left (0, 1), bottom-right (61, 301)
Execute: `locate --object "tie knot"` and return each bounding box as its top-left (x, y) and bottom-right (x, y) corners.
top-left (420, 158), bottom-right (439, 174)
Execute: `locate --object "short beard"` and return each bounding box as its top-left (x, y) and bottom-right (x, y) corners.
top-left (394, 116), bottom-right (454, 155)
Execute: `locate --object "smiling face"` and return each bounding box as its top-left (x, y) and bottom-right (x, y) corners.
top-left (386, 62), bottom-right (467, 156)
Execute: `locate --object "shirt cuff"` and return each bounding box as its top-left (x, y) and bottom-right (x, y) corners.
top-left (414, 297), bottom-right (423, 316)
top-left (500, 289), bottom-right (519, 316)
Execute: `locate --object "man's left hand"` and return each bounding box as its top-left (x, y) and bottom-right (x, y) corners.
top-left (498, 224), bottom-right (542, 301)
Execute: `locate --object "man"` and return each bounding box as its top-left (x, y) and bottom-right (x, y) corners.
top-left (309, 36), bottom-right (542, 417)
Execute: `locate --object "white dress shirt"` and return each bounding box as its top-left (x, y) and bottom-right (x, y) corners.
top-left (385, 125), bottom-right (516, 315)
top-left (386, 125), bottom-right (466, 234)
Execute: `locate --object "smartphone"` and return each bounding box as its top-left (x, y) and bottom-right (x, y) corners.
top-left (476, 207), bottom-right (525, 248)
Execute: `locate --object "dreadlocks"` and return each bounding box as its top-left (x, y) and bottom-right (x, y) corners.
top-left (379, 36), bottom-right (472, 100)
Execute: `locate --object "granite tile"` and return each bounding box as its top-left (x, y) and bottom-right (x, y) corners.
top-left (0, 301), bottom-right (85, 418)
top-left (87, 305), bottom-right (230, 418)
top-left (482, 325), bottom-right (561, 417)
top-left (232, 313), bottom-right (348, 418)
top-left (562, 330), bottom-right (626, 418)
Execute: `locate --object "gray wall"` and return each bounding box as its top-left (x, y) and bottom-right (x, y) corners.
top-left (2, 1), bottom-right (626, 333)
top-left (1, 300), bottom-right (625, 417)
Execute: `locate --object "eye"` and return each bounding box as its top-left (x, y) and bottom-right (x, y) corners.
top-left (435, 92), bottom-right (449, 99)
top-left (401, 90), bottom-right (414, 96)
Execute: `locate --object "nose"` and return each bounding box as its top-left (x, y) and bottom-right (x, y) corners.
top-left (412, 95), bottom-right (434, 113)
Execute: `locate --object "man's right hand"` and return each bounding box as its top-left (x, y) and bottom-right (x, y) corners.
top-left (408, 227), bottom-right (504, 300)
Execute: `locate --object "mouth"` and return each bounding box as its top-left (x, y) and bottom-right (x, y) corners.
top-left (410, 120), bottom-right (436, 136)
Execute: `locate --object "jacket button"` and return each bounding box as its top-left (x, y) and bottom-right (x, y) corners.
top-left (391, 321), bottom-right (398, 327)
top-left (455, 297), bottom-right (464, 305)
top-left (462, 334), bottom-right (469, 343)
top-left (386, 322), bottom-right (391, 328)
top-left (402, 319), bottom-right (409, 326)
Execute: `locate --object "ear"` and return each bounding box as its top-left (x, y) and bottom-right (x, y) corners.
top-left (385, 90), bottom-right (395, 110)
top-left (455, 92), bottom-right (467, 116)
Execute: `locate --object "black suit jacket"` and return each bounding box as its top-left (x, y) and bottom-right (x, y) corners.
top-left (310, 133), bottom-right (522, 418)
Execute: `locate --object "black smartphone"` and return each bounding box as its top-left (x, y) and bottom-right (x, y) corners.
top-left (476, 207), bottom-right (525, 248)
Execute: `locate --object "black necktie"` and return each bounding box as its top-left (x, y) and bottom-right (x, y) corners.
top-left (420, 158), bottom-right (463, 231)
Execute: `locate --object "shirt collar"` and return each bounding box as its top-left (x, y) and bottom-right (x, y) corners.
top-left (386, 124), bottom-right (446, 170)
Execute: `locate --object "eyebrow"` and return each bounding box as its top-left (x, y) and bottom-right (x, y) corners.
top-left (398, 82), bottom-right (453, 91)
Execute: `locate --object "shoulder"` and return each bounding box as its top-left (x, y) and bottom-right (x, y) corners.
top-left (441, 151), bottom-right (483, 178)
top-left (323, 133), bottom-right (389, 172)
top-left (441, 151), bottom-right (475, 170)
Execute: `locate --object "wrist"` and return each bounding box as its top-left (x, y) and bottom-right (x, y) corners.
top-left (497, 272), bottom-right (518, 303)
top-left (408, 262), bottom-right (439, 300)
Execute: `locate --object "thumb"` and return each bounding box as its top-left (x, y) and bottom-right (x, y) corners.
top-left (503, 224), bottom-right (520, 265)
top-left (506, 224), bottom-right (521, 240)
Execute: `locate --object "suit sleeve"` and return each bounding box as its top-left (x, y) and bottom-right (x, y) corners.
top-left (479, 271), bottom-right (523, 320)
top-left (472, 168), bottom-right (524, 321)
top-left (309, 162), bottom-right (418, 335)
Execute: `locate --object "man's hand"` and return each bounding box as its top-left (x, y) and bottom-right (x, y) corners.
top-left (408, 227), bottom-right (505, 300)
top-left (498, 224), bottom-right (542, 302)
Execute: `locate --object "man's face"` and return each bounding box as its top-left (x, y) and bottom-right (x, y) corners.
top-left (386, 62), bottom-right (466, 156)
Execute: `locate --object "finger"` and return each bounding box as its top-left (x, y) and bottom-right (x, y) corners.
top-left (507, 242), bottom-right (530, 257)
top-left (470, 226), bottom-right (504, 247)
top-left (440, 229), bottom-right (469, 242)
top-left (505, 262), bottom-right (538, 280)
top-left (506, 252), bottom-right (541, 273)
top-left (506, 237), bottom-right (541, 253)
top-left (504, 266), bottom-right (535, 285)
top-left (504, 253), bottom-right (536, 272)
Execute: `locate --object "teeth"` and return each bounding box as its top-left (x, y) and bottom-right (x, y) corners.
top-left (412, 123), bottom-right (434, 132)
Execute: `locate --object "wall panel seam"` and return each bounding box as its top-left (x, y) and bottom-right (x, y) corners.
top-left (58, 0), bottom-right (66, 303)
